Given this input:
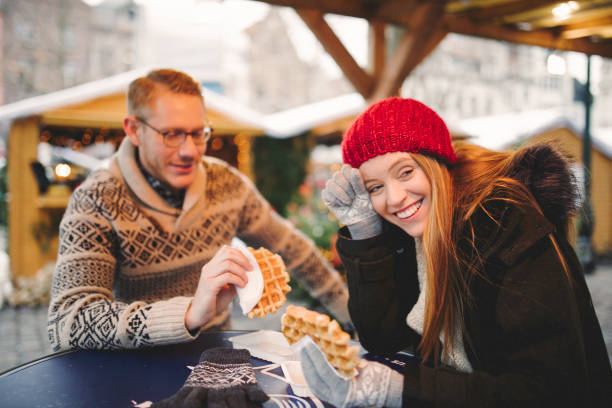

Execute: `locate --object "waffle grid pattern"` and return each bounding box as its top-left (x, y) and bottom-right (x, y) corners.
top-left (281, 304), bottom-right (359, 376)
top-left (246, 247), bottom-right (291, 319)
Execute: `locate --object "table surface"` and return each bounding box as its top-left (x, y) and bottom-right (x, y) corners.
top-left (0, 330), bottom-right (415, 408)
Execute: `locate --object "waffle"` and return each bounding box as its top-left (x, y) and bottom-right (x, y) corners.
top-left (281, 304), bottom-right (359, 377)
top-left (246, 247), bottom-right (291, 319)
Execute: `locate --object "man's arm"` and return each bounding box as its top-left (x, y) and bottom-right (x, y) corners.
top-left (47, 173), bottom-right (199, 351)
top-left (234, 173), bottom-right (351, 323)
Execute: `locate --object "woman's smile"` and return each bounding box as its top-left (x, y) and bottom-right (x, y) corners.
top-left (394, 198), bottom-right (423, 220)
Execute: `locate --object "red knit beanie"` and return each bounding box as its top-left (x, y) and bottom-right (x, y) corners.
top-left (341, 97), bottom-right (455, 168)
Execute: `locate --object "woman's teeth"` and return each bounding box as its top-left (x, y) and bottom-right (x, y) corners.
top-left (396, 200), bottom-right (422, 219)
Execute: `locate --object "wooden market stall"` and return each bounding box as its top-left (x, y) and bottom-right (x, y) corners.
top-left (527, 125), bottom-right (612, 255)
top-left (458, 111), bottom-right (612, 254)
top-left (0, 69), bottom-right (265, 279)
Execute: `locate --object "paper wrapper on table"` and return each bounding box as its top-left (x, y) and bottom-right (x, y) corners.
top-left (228, 330), bottom-right (293, 364)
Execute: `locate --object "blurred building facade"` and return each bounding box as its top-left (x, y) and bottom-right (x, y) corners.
top-left (401, 32), bottom-right (611, 130)
top-left (0, 0), bottom-right (137, 105)
top-left (1, 1), bottom-right (611, 130)
top-left (244, 8), bottom-right (353, 113)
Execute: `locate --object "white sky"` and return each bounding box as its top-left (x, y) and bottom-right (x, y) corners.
top-left (129, 0), bottom-right (367, 78)
top-left (87, 0), bottom-right (600, 89)
top-left (136, 0), bottom-right (270, 34)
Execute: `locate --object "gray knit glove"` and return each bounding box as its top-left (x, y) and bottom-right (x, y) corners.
top-left (292, 336), bottom-right (404, 408)
top-left (152, 348), bottom-right (268, 408)
top-left (322, 164), bottom-right (382, 239)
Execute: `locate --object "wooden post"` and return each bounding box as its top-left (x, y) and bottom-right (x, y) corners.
top-left (370, 20), bottom-right (387, 82)
top-left (8, 117), bottom-right (44, 279)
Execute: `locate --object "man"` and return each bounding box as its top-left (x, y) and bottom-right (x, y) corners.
top-left (47, 68), bottom-right (349, 351)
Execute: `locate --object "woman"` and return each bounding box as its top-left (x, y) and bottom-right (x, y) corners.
top-left (293, 97), bottom-right (611, 407)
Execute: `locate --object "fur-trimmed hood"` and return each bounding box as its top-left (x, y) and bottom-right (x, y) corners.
top-left (508, 143), bottom-right (580, 232)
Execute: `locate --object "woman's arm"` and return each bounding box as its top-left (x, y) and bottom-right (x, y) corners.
top-left (336, 225), bottom-right (421, 353)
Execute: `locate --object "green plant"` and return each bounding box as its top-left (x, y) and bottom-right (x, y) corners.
top-left (252, 132), bottom-right (312, 216)
top-left (31, 210), bottom-right (64, 255)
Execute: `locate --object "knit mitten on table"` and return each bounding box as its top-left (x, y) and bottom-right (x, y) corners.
top-left (152, 347), bottom-right (269, 408)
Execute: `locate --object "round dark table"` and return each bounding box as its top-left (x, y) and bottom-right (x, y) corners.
top-left (0, 330), bottom-right (414, 408)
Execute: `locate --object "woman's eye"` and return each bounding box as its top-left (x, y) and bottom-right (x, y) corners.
top-left (367, 185), bottom-right (381, 194)
top-left (400, 169), bottom-right (413, 178)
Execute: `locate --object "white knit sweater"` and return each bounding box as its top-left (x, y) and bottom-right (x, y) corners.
top-left (406, 238), bottom-right (473, 372)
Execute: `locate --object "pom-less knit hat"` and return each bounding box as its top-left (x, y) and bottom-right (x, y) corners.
top-left (341, 97), bottom-right (455, 168)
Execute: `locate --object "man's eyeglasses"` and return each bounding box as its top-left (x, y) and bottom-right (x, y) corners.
top-left (135, 117), bottom-right (213, 148)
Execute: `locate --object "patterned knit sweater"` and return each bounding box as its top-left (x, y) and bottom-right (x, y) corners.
top-left (47, 138), bottom-right (349, 351)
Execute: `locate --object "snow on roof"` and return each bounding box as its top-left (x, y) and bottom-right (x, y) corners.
top-left (201, 90), bottom-right (264, 130)
top-left (0, 68), bottom-right (149, 123)
top-left (0, 66), bottom-right (264, 131)
top-left (454, 109), bottom-right (612, 159)
top-left (0, 69), bottom-right (365, 139)
top-left (596, 128), bottom-right (612, 158)
top-left (262, 93), bottom-right (365, 138)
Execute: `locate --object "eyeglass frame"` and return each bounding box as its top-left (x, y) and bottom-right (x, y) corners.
top-left (135, 116), bottom-right (213, 148)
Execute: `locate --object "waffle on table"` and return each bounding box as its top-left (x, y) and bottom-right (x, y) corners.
top-left (246, 247), bottom-right (291, 319)
top-left (281, 304), bottom-right (359, 376)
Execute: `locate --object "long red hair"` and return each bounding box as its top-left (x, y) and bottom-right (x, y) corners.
top-left (412, 141), bottom-right (571, 364)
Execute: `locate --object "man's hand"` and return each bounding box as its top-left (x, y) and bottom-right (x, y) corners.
top-left (185, 245), bottom-right (252, 331)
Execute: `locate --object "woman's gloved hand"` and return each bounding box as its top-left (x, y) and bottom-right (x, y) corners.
top-left (322, 164), bottom-right (382, 239)
top-left (291, 336), bottom-right (403, 408)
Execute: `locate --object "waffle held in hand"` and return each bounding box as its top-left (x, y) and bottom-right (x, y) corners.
top-left (235, 246), bottom-right (291, 319)
top-left (281, 304), bottom-right (359, 377)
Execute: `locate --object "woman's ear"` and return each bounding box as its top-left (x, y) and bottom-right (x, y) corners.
top-left (123, 116), bottom-right (141, 146)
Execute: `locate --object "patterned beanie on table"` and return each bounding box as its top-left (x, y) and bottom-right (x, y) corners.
top-left (341, 97), bottom-right (456, 168)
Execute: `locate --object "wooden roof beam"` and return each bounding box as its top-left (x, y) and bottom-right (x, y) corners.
top-left (562, 15), bottom-right (612, 38)
top-left (447, 0), bottom-right (561, 21)
top-left (259, 0), bottom-right (427, 27)
top-left (400, 27), bottom-right (448, 80)
top-left (370, 2), bottom-right (447, 101)
top-left (261, 0), bottom-right (376, 20)
top-left (296, 8), bottom-right (374, 98)
top-left (444, 14), bottom-right (612, 57)
top-left (374, 0), bottom-right (423, 25)
top-left (528, 5), bottom-right (612, 28)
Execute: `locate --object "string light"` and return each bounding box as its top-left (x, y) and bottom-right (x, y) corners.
top-left (234, 133), bottom-right (254, 181)
top-left (54, 163), bottom-right (71, 180)
top-left (552, 1), bottom-right (579, 21)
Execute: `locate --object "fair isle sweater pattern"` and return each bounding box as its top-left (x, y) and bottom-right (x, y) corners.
top-left (48, 142), bottom-right (349, 352)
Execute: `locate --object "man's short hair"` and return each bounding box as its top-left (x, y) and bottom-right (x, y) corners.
top-left (127, 69), bottom-right (203, 118)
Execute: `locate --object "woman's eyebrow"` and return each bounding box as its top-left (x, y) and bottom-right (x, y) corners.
top-left (363, 156), bottom-right (415, 184)
top-left (388, 156), bottom-right (416, 171)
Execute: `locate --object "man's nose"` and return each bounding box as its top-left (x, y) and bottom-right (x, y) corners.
top-left (177, 134), bottom-right (202, 158)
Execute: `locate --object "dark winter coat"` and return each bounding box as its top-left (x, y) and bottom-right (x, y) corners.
top-left (336, 145), bottom-right (612, 407)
